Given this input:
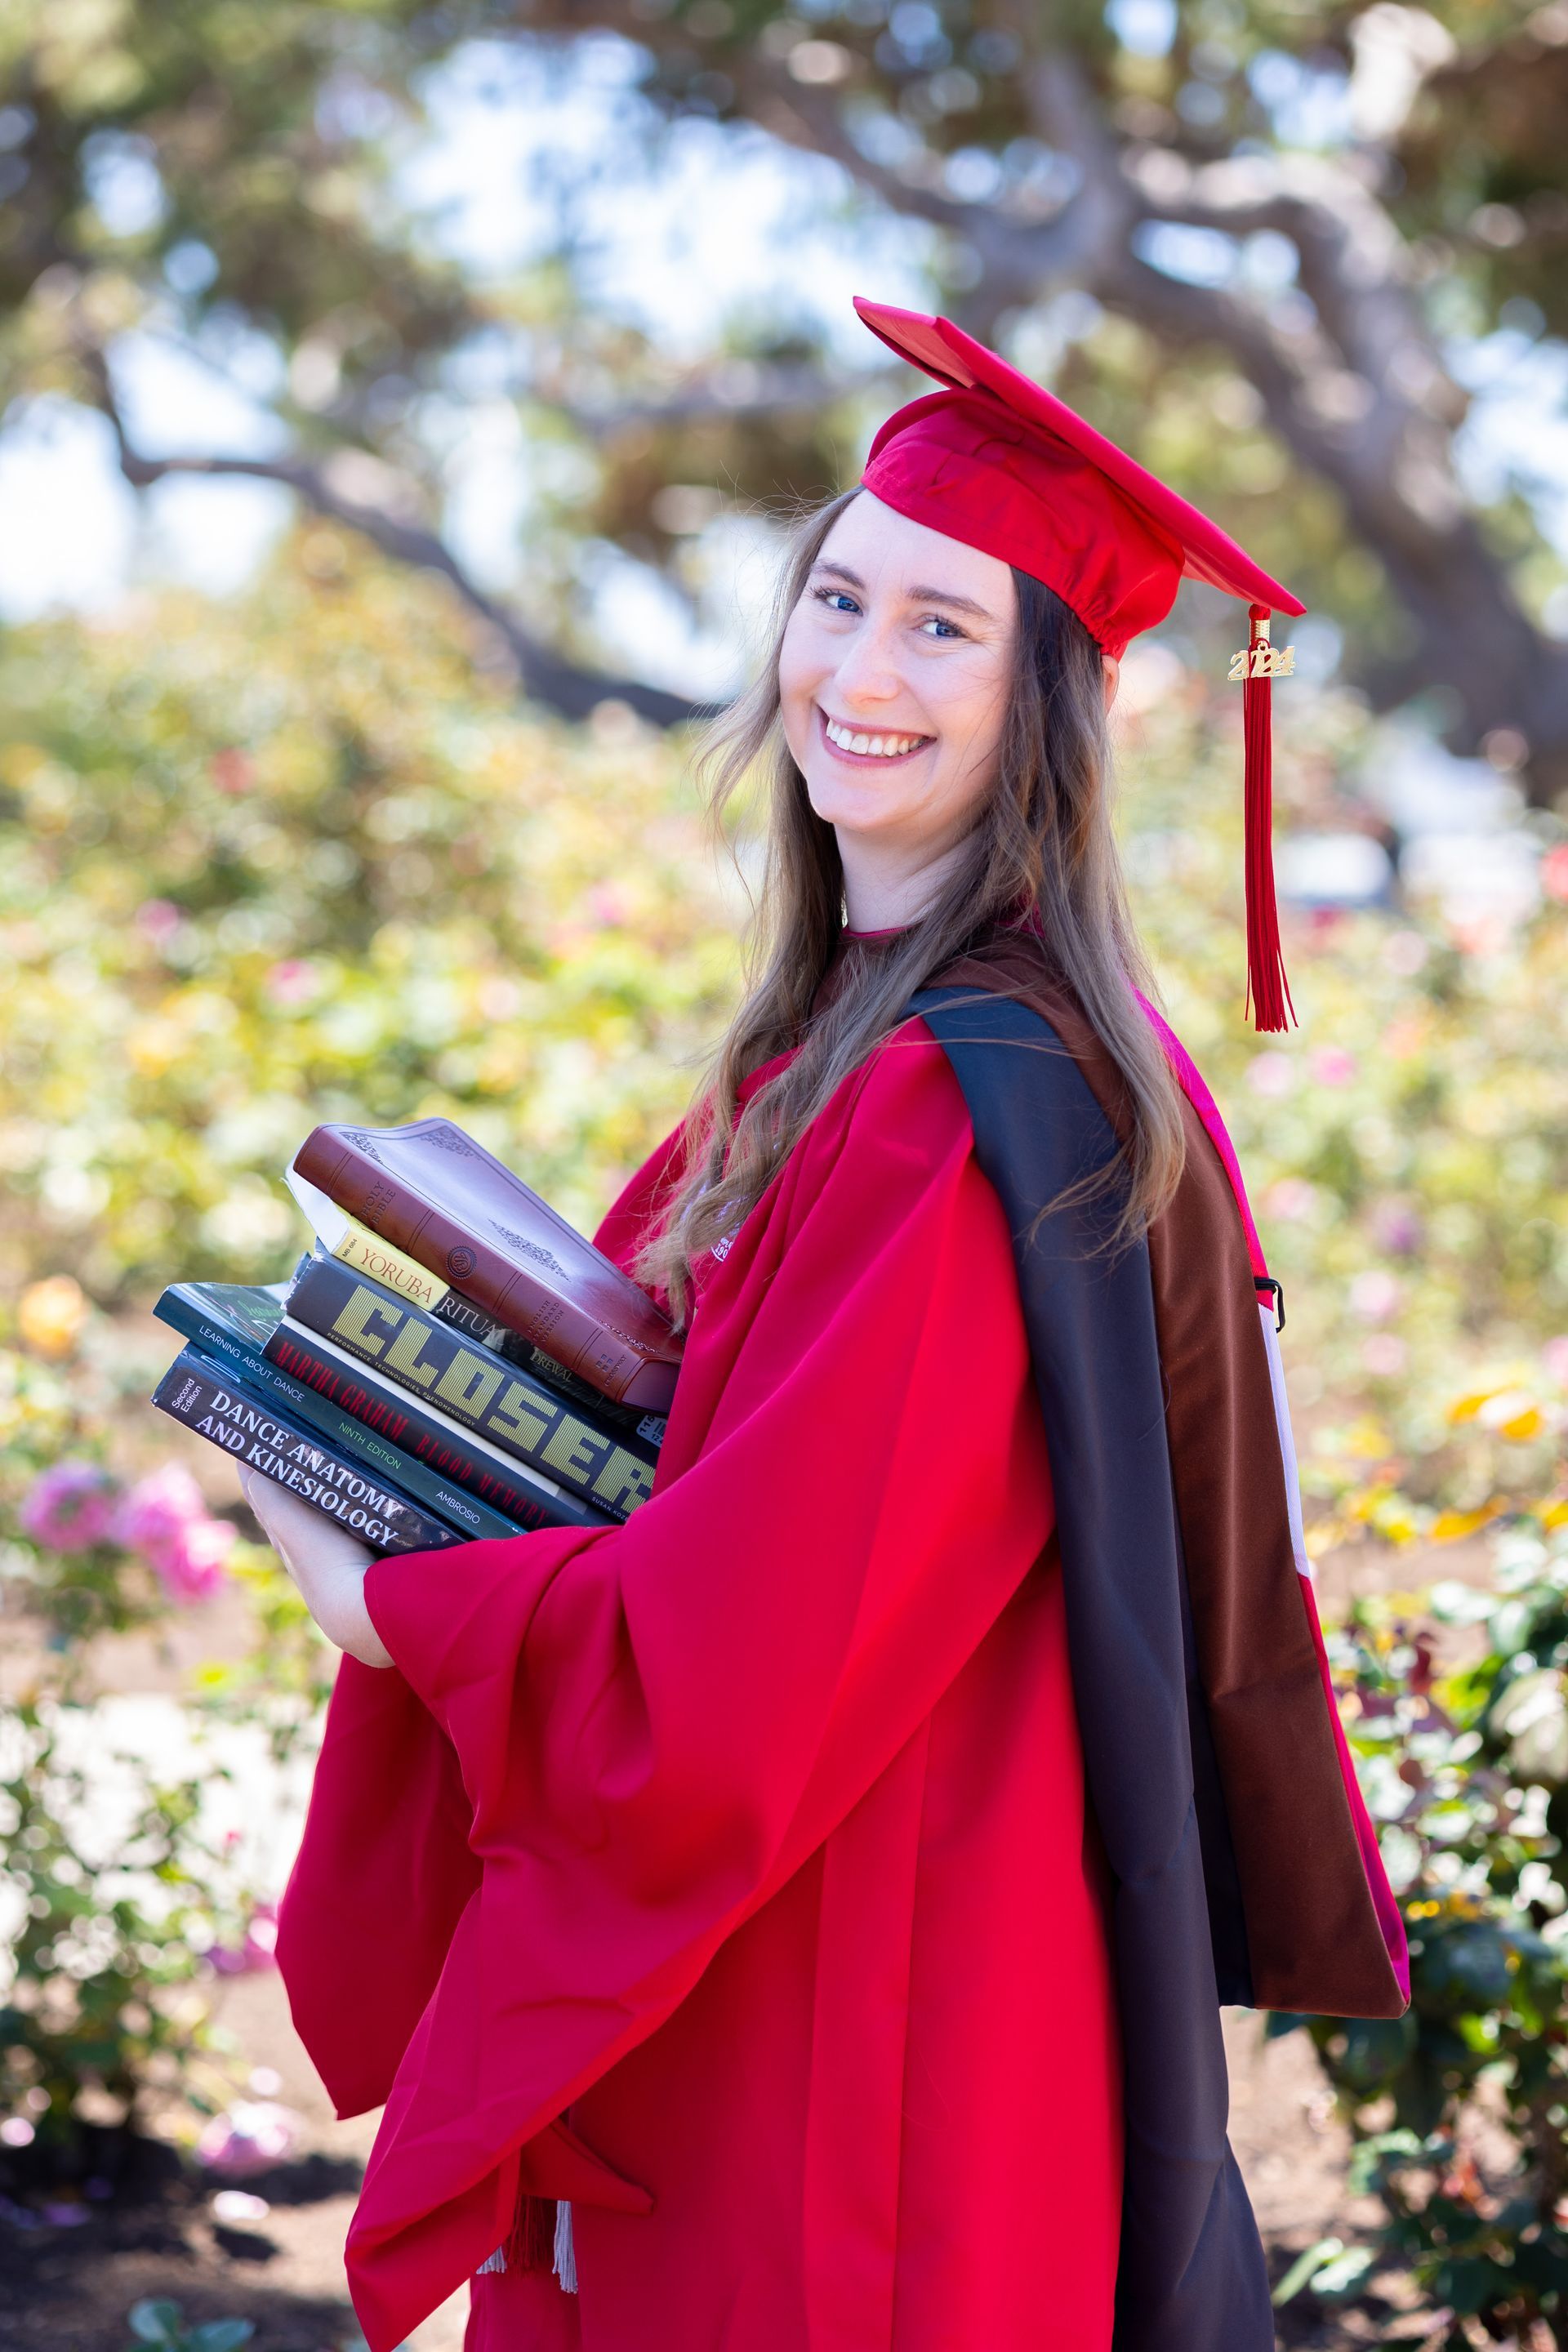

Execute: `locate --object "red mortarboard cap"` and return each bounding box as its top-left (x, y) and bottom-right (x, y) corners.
top-left (852, 295), bottom-right (1306, 1031)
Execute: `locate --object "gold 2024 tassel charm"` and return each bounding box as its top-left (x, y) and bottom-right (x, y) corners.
top-left (1228, 612), bottom-right (1296, 680)
top-left (1235, 606), bottom-right (1297, 1032)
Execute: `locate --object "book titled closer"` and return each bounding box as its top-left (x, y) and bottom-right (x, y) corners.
top-left (282, 1255), bottom-right (656, 1520)
top-left (149, 1111), bottom-right (680, 1557)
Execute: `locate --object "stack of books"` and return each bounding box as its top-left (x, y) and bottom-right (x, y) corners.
top-left (150, 1118), bottom-right (681, 1557)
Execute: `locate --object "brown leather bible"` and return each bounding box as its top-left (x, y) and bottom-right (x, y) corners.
top-left (290, 1118), bottom-right (681, 1411)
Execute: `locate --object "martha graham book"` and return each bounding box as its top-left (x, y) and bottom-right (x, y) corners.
top-left (281, 1254), bottom-right (657, 1521)
top-left (153, 1278), bottom-right (533, 1542)
top-left (149, 1112), bottom-right (677, 1555)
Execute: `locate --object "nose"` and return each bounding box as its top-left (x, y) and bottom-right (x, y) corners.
top-left (827, 612), bottom-right (906, 710)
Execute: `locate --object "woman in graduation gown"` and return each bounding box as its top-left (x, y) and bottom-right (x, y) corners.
top-left (244, 297), bottom-right (1409, 2352)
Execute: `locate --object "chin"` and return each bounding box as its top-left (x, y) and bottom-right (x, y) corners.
top-left (804, 772), bottom-right (906, 832)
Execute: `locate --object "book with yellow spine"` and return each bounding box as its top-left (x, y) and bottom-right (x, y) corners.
top-left (287, 1175), bottom-right (667, 1449)
top-left (274, 1254), bottom-right (657, 1521)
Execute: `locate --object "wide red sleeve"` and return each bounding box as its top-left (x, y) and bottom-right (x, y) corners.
top-left (272, 1120), bottom-right (692, 2116)
top-left (294, 1028), bottom-right (1056, 2350)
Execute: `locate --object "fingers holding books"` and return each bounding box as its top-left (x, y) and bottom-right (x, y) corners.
top-left (238, 1466), bottom-right (393, 1671)
top-left (153, 1113), bottom-right (664, 1665)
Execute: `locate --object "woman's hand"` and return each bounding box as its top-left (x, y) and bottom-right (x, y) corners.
top-left (238, 1468), bottom-right (393, 1669)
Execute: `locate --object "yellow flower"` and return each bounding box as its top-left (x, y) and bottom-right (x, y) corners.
top-left (1477, 1391), bottom-right (1544, 1441)
top-left (18, 1275), bottom-right (88, 1359)
top-left (127, 1019), bottom-right (184, 1078)
top-left (1430, 1505), bottom-right (1501, 1542)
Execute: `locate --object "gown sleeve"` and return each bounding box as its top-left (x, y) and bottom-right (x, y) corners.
top-left (276, 1023), bottom-right (1057, 2350)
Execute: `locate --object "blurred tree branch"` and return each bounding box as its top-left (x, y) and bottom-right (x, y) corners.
top-left (516, 2), bottom-right (1568, 801)
top-left (75, 345), bottom-right (712, 730)
top-left (2, 1), bottom-right (1566, 795)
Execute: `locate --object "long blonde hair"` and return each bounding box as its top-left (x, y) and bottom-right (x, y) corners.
top-left (636, 486), bottom-right (1186, 1326)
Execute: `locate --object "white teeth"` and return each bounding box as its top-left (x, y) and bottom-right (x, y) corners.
top-left (824, 715), bottom-right (925, 757)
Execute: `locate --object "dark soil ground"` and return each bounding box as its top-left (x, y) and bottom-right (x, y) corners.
top-left (0, 1973), bottom-right (471, 2352)
top-left (0, 1972), bottom-right (1419, 2352)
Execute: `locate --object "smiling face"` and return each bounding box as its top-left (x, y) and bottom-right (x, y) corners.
top-left (776, 492), bottom-right (1018, 921)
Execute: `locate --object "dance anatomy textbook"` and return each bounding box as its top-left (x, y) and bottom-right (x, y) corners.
top-left (149, 1117), bottom-right (681, 1555)
top-left (152, 1352), bottom-right (463, 1555)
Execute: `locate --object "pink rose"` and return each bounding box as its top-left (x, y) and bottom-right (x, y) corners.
top-left (1372, 1201), bottom-right (1423, 1257)
top-left (1309, 1046), bottom-right (1357, 1088)
top-left (1246, 1052), bottom-right (1294, 1099)
top-left (20, 1462), bottom-right (119, 1552)
top-left (207, 1904), bottom-right (279, 1978)
top-left (135, 899), bottom-right (182, 946)
top-left (264, 959), bottom-right (321, 1007)
top-left (210, 748), bottom-right (254, 795)
top-left (112, 1463), bottom-right (207, 1553)
top-left (114, 1466), bottom-right (233, 1600)
top-left (196, 2100), bottom-right (302, 2177)
top-left (1350, 1270), bottom-right (1401, 1323)
top-left (149, 1513), bottom-right (233, 1601)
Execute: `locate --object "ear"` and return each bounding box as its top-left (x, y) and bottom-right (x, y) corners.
top-left (1102, 655), bottom-right (1120, 715)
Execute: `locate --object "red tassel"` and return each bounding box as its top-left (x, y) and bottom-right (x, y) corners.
top-left (1242, 603), bottom-right (1294, 1034)
top-left (502, 2191), bottom-right (559, 2274)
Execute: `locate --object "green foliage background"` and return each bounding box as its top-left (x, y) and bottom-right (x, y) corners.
top-left (5, 524), bottom-right (1565, 1529)
top-left (4, 0), bottom-right (1568, 2323)
top-left (3, 523), bottom-right (1568, 2332)
top-left (0, 523), bottom-right (739, 1303)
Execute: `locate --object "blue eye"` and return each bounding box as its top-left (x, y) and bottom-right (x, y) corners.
top-left (809, 586), bottom-right (966, 638)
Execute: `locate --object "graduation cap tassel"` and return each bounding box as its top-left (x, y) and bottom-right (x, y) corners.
top-left (848, 295), bottom-right (1309, 1027)
top-left (1242, 604), bottom-right (1295, 1035)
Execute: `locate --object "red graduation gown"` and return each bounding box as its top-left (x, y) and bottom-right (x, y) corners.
top-left (276, 1019), bottom-right (1123, 2350)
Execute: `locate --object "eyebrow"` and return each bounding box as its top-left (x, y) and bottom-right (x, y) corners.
top-left (808, 559), bottom-right (997, 623)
